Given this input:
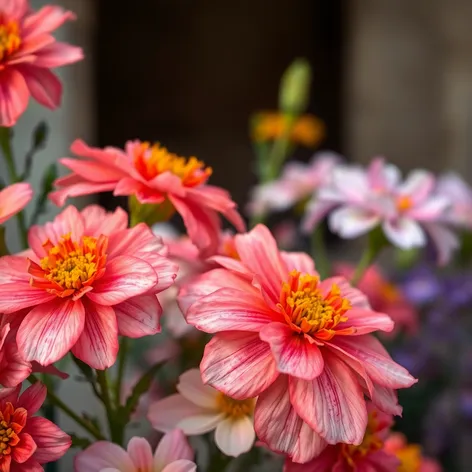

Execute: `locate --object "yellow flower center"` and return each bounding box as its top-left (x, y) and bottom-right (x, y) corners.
top-left (216, 393), bottom-right (255, 419)
top-left (132, 142), bottom-right (212, 187)
top-left (29, 233), bottom-right (108, 298)
top-left (395, 444), bottom-right (422, 472)
top-left (0, 19), bottom-right (21, 62)
top-left (0, 404), bottom-right (24, 457)
top-left (279, 270), bottom-right (351, 339)
top-left (0, 420), bottom-right (15, 456)
top-left (397, 195), bottom-right (414, 212)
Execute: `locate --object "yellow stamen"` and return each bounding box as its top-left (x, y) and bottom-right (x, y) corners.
top-left (216, 393), bottom-right (255, 419)
top-left (397, 195), bottom-right (413, 212)
top-left (0, 20), bottom-right (21, 62)
top-left (132, 142), bottom-right (212, 187)
top-left (395, 444), bottom-right (422, 472)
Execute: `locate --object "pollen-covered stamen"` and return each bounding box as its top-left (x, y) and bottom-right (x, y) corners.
top-left (133, 142), bottom-right (212, 187)
top-left (279, 270), bottom-right (351, 338)
top-left (0, 19), bottom-right (21, 62)
top-left (29, 233), bottom-right (108, 297)
top-left (0, 404), bottom-right (24, 457)
top-left (216, 393), bottom-right (255, 419)
top-left (396, 195), bottom-right (413, 212)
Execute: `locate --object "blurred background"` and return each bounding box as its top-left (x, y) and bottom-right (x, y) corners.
top-left (3, 1), bottom-right (472, 470)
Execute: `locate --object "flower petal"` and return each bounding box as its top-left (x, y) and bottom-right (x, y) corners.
top-left (19, 66), bottom-right (61, 109)
top-left (18, 382), bottom-right (46, 414)
top-left (214, 416), bottom-right (255, 457)
top-left (329, 206), bottom-right (380, 238)
top-left (81, 205), bottom-right (128, 236)
top-left (177, 369), bottom-right (218, 409)
top-left (336, 307), bottom-right (394, 335)
top-left (154, 429), bottom-right (194, 470)
top-left (0, 68), bottom-right (29, 127)
top-left (127, 437), bottom-right (153, 471)
top-left (0, 183), bottom-right (33, 225)
top-left (259, 322), bottom-right (324, 380)
top-left (11, 432), bottom-right (37, 463)
top-left (201, 332), bottom-right (279, 400)
top-left (423, 223), bottom-right (459, 266)
top-left (17, 299), bottom-right (85, 365)
top-left (161, 460), bottom-right (197, 472)
top-left (382, 218), bottom-right (425, 249)
top-left (281, 251), bottom-right (316, 274)
top-left (74, 442), bottom-right (134, 472)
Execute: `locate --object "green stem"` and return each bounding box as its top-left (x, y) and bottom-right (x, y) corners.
top-left (115, 338), bottom-right (129, 408)
top-left (266, 114), bottom-right (296, 181)
top-left (97, 369), bottom-right (123, 445)
top-left (0, 127), bottom-right (28, 248)
top-left (310, 226), bottom-right (330, 278)
top-left (28, 375), bottom-right (104, 440)
top-left (350, 231), bottom-right (387, 286)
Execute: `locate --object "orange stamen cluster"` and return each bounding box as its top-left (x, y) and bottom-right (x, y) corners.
top-left (395, 444), bottom-right (422, 472)
top-left (0, 19), bottom-right (21, 62)
top-left (279, 270), bottom-right (351, 340)
top-left (0, 403), bottom-right (26, 457)
top-left (132, 142), bottom-right (212, 187)
top-left (29, 233), bottom-right (108, 298)
top-left (341, 411), bottom-right (384, 468)
top-left (396, 195), bottom-right (414, 212)
top-left (216, 393), bottom-right (255, 419)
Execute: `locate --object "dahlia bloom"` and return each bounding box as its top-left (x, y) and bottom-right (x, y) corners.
top-left (0, 381), bottom-right (71, 471)
top-left (0, 183), bottom-right (33, 225)
top-left (303, 158), bottom-right (459, 265)
top-left (75, 430), bottom-right (196, 472)
top-left (384, 433), bottom-right (442, 472)
top-left (248, 152), bottom-right (341, 217)
top-left (0, 205), bottom-right (177, 369)
top-left (148, 368), bottom-right (256, 457)
top-left (178, 225), bottom-right (416, 462)
top-left (49, 140), bottom-right (245, 257)
top-left (335, 263), bottom-right (418, 336)
top-left (284, 407), bottom-right (400, 472)
top-left (0, 0), bottom-right (83, 127)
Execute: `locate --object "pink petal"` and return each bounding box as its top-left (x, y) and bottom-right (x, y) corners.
top-left (285, 447), bottom-right (337, 471)
top-left (30, 42), bottom-right (83, 68)
top-left (11, 432), bottom-right (37, 463)
top-left (58, 157), bottom-right (125, 182)
top-left (154, 430), bottom-right (194, 469)
top-left (214, 416), bottom-right (255, 457)
top-left (302, 199), bottom-right (338, 234)
top-left (22, 6), bottom-right (76, 36)
top-left (382, 218), bottom-right (426, 249)
top-left (0, 183), bottom-right (33, 225)
top-left (186, 288), bottom-right (279, 333)
top-left (24, 417), bottom-right (71, 463)
top-left (259, 322), bottom-right (324, 380)
top-left (177, 369), bottom-right (218, 409)
top-left (17, 299), bottom-right (85, 365)
top-left (14, 459), bottom-right (43, 471)
top-left (200, 332), bottom-right (279, 400)
top-left (177, 413), bottom-right (225, 435)
top-left (161, 460), bottom-right (197, 472)
top-left (398, 170), bottom-right (435, 203)
top-left (423, 223), bottom-right (459, 266)
top-left (0, 283), bottom-right (56, 314)
top-left (337, 307), bottom-right (394, 335)
top-left (113, 295), bottom-right (161, 338)
top-left (31, 362), bottom-right (69, 380)
top-left (291, 422), bottom-right (328, 464)
top-left (289, 353), bottom-right (368, 445)
top-left (329, 206), bottom-right (380, 238)
top-left (74, 441), bottom-right (134, 472)
top-left (1, 0), bottom-right (28, 19)
top-left (234, 225), bottom-right (288, 302)
top-left (371, 384), bottom-right (402, 416)
top-left (127, 437), bottom-right (153, 471)
top-left (49, 181), bottom-right (118, 207)
top-left (0, 256), bottom-right (31, 283)
top-left (0, 68), bottom-right (30, 127)
top-left (17, 381), bottom-right (46, 414)
top-left (0, 340), bottom-right (32, 388)
top-left (71, 299), bottom-right (118, 370)
top-left (19, 66), bottom-right (61, 109)
top-left (87, 256), bottom-right (158, 306)
top-left (81, 205), bottom-right (128, 236)
top-left (281, 251), bottom-right (316, 274)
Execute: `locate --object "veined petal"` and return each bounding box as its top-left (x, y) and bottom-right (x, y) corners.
top-left (371, 384), bottom-right (403, 416)
top-left (281, 251), bottom-right (316, 274)
top-left (259, 323), bottom-right (324, 380)
top-left (154, 430), bottom-right (194, 470)
top-left (11, 432), bottom-right (36, 463)
top-left (127, 438), bottom-right (153, 471)
top-left (114, 295), bottom-right (161, 338)
top-left (0, 283), bottom-right (55, 314)
top-left (18, 381), bottom-right (46, 414)
top-left (81, 205), bottom-right (128, 236)
top-left (214, 416), bottom-right (255, 457)
top-left (200, 332), bottom-right (279, 400)
top-left (0, 68), bottom-right (29, 127)
top-left (74, 441), bottom-right (134, 472)
top-left (19, 66), bottom-right (61, 109)
top-left (336, 307), bottom-right (394, 335)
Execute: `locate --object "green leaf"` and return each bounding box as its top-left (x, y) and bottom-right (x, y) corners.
top-left (21, 121), bottom-right (49, 180)
top-left (30, 163), bottom-right (58, 226)
top-left (70, 433), bottom-right (92, 450)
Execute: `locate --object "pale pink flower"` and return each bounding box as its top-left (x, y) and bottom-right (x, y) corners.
top-left (0, 183), bottom-right (33, 225)
top-left (435, 172), bottom-right (472, 230)
top-left (0, 0), bottom-right (83, 127)
top-left (284, 406), bottom-right (400, 472)
top-left (49, 140), bottom-right (245, 257)
top-left (0, 381), bottom-right (71, 471)
top-left (178, 225), bottom-right (416, 463)
top-left (74, 430), bottom-right (196, 472)
top-left (248, 152), bottom-right (341, 217)
top-left (303, 158), bottom-right (459, 265)
top-left (148, 368), bottom-right (256, 457)
top-left (0, 205), bottom-right (178, 369)
top-left (334, 263), bottom-right (418, 336)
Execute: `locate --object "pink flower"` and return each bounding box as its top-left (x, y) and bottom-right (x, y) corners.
top-left (0, 1), bottom-right (83, 127)
top-left (0, 381), bottom-right (71, 471)
top-left (334, 263), bottom-right (418, 336)
top-left (248, 152), bottom-right (341, 217)
top-left (0, 183), bottom-right (32, 225)
top-left (148, 368), bottom-right (256, 457)
top-left (74, 430), bottom-right (196, 472)
top-left (284, 407), bottom-right (400, 472)
top-left (0, 205), bottom-right (178, 369)
top-left (435, 172), bottom-right (472, 230)
top-left (49, 140), bottom-right (245, 257)
top-left (178, 225), bottom-right (416, 463)
top-left (303, 158), bottom-right (459, 265)
top-left (384, 433), bottom-right (442, 472)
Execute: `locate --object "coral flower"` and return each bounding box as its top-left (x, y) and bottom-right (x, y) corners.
top-left (0, 183), bottom-right (33, 225)
top-left (248, 152), bottom-right (341, 217)
top-left (335, 263), bottom-right (418, 336)
top-left (0, 381), bottom-right (71, 471)
top-left (384, 433), bottom-right (442, 472)
top-left (178, 225), bottom-right (416, 463)
top-left (49, 140), bottom-right (245, 257)
top-left (303, 158), bottom-right (459, 265)
top-left (75, 430), bottom-right (196, 472)
top-left (149, 369), bottom-right (256, 457)
top-left (284, 407), bottom-right (400, 472)
top-left (0, 0), bottom-right (83, 126)
top-left (0, 205), bottom-right (177, 369)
